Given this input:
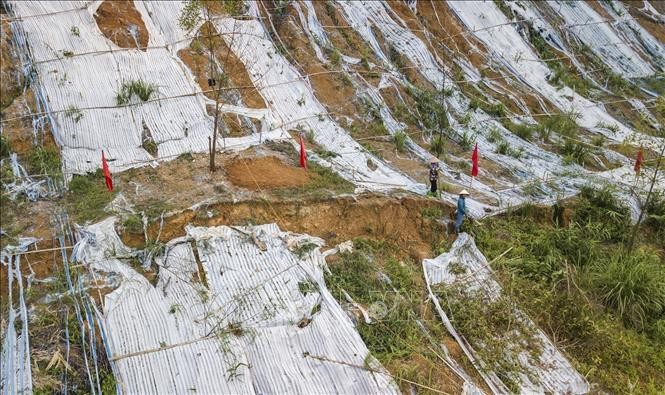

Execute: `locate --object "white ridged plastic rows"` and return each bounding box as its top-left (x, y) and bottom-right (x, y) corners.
top-left (71, 218), bottom-right (399, 394)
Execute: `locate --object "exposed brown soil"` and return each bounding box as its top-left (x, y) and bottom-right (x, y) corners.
top-left (226, 155), bottom-right (310, 190)
top-left (133, 193), bottom-right (454, 262)
top-left (1, 18), bottom-right (21, 111)
top-left (94, 0), bottom-right (149, 50)
top-left (178, 22), bottom-right (266, 108)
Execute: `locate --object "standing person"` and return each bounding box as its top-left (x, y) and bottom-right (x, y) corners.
top-left (455, 190), bottom-right (469, 233)
top-left (429, 158), bottom-right (440, 196)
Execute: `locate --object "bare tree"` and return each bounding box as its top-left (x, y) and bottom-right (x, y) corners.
top-left (179, 0), bottom-right (241, 172)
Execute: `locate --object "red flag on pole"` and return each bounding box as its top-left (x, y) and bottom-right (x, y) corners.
top-left (634, 146), bottom-right (643, 175)
top-left (101, 150), bottom-right (113, 192)
top-left (471, 143), bottom-right (479, 177)
top-left (299, 135), bottom-right (308, 169)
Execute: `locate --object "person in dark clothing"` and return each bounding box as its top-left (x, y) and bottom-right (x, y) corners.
top-left (429, 158), bottom-right (440, 196)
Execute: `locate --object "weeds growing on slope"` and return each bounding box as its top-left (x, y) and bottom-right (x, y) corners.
top-left (116, 80), bottom-right (157, 105)
top-left (469, 185), bottom-right (665, 393)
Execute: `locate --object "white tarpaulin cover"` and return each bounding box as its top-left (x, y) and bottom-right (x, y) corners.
top-left (71, 218), bottom-right (399, 394)
top-left (423, 233), bottom-right (590, 395)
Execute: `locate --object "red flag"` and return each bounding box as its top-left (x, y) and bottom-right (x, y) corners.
top-left (471, 143), bottom-right (479, 177)
top-left (299, 135), bottom-right (308, 169)
top-left (634, 146), bottom-right (643, 174)
top-left (101, 150), bottom-right (113, 192)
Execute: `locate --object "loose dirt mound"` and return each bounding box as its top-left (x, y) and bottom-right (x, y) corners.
top-left (226, 156), bottom-right (309, 189)
top-left (94, 0), bottom-right (149, 50)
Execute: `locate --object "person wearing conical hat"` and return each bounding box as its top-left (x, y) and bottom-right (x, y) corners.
top-left (455, 189), bottom-right (469, 233)
top-left (428, 157), bottom-right (440, 196)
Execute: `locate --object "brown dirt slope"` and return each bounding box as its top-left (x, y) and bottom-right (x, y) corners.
top-left (226, 155), bottom-right (310, 189)
top-left (94, 0), bottom-right (149, 50)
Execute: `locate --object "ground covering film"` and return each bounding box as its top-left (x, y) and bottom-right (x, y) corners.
top-left (6, 0), bottom-right (664, 218)
top-left (0, 238), bottom-right (37, 395)
top-left (70, 218), bottom-right (399, 394)
top-left (7, 1), bottom-right (286, 176)
top-left (424, 233), bottom-right (590, 394)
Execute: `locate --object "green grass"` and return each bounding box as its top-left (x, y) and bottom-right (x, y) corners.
top-left (116, 79), bottom-right (157, 105)
top-left (66, 169), bottom-right (116, 223)
top-left (324, 239), bottom-right (453, 392)
top-left (0, 134), bottom-right (11, 159)
top-left (468, 186), bottom-right (665, 393)
top-left (406, 86), bottom-right (449, 132)
top-left (29, 146), bottom-right (62, 178)
top-left (275, 162), bottom-right (354, 199)
top-left (392, 130), bottom-right (407, 152)
top-left (122, 214), bottom-right (143, 234)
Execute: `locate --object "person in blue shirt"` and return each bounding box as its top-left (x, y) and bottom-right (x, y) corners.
top-left (455, 190), bottom-right (469, 233)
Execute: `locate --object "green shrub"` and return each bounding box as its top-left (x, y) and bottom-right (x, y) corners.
top-left (123, 214), bottom-right (143, 234)
top-left (504, 120), bottom-right (536, 141)
top-left (574, 185), bottom-right (630, 241)
top-left (591, 250), bottom-right (665, 330)
top-left (67, 169), bottom-right (116, 222)
top-left (116, 80), bottom-right (157, 105)
top-left (29, 146), bottom-right (61, 177)
top-left (429, 134), bottom-right (444, 156)
top-left (541, 112), bottom-right (579, 138)
top-left (0, 134), bottom-right (10, 159)
top-left (407, 86), bottom-right (449, 131)
top-left (392, 131), bottom-right (407, 152)
top-left (487, 127), bottom-right (502, 143)
top-left (644, 191), bottom-right (665, 244)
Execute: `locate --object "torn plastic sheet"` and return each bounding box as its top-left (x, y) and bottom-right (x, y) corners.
top-left (1, 238), bottom-right (38, 395)
top-left (6, 1), bottom-right (288, 177)
top-left (447, 0), bottom-right (664, 153)
top-left (2, 153), bottom-right (51, 201)
top-left (213, 15), bottom-right (421, 193)
top-left (548, 0), bottom-right (663, 75)
top-left (423, 234), bottom-right (590, 394)
top-left (71, 218), bottom-right (399, 394)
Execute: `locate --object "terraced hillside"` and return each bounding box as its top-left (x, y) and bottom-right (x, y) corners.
top-left (1, 1), bottom-right (664, 394)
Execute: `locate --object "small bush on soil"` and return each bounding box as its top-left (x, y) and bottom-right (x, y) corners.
top-left (392, 131), bottom-right (407, 152)
top-left (29, 146), bottom-right (61, 178)
top-left (429, 134), bottom-right (444, 156)
top-left (503, 120), bottom-right (536, 141)
top-left (67, 169), bottom-right (116, 223)
top-left (123, 214), bottom-right (143, 234)
top-left (0, 134), bottom-right (10, 159)
top-left (541, 112), bottom-right (579, 138)
top-left (116, 79), bottom-right (157, 105)
top-left (591, 250), bottom-right (665, 330)
top-left (406, 86), bottom-right (449, 131)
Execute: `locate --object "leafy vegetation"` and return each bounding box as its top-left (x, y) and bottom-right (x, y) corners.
top-left (325, 239), bottom-right (455, 392)
top-left (406, 86), bottom-right (449, 132)
top-left (469, 186), bottom-right (665, 393)
top-left (392, 130), bottom-right (407, 152)
top-left (66, 169), bottom-right (116, 223)
top-left (116, 79), bottom-right (157, 105)
top-left (29, 146), bottom-right (61, 178)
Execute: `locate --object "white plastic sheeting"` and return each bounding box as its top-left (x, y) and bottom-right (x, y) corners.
top-left (447, 0), bottom-right (664, 153)
top-left (8, 1), bottom-right (287, 176)
top-left (424, 234), bottom-right (590, 395)
top-left (547, 0), bottom-right (661, 76)
top-left (2, 153), bottom-right (52, 200)
top-left (213, 14), bottom-right (420, 192)
top-left (1, 238), bottom-right (38, 395)
top-left (72, 218), bottom-right (399, 394)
